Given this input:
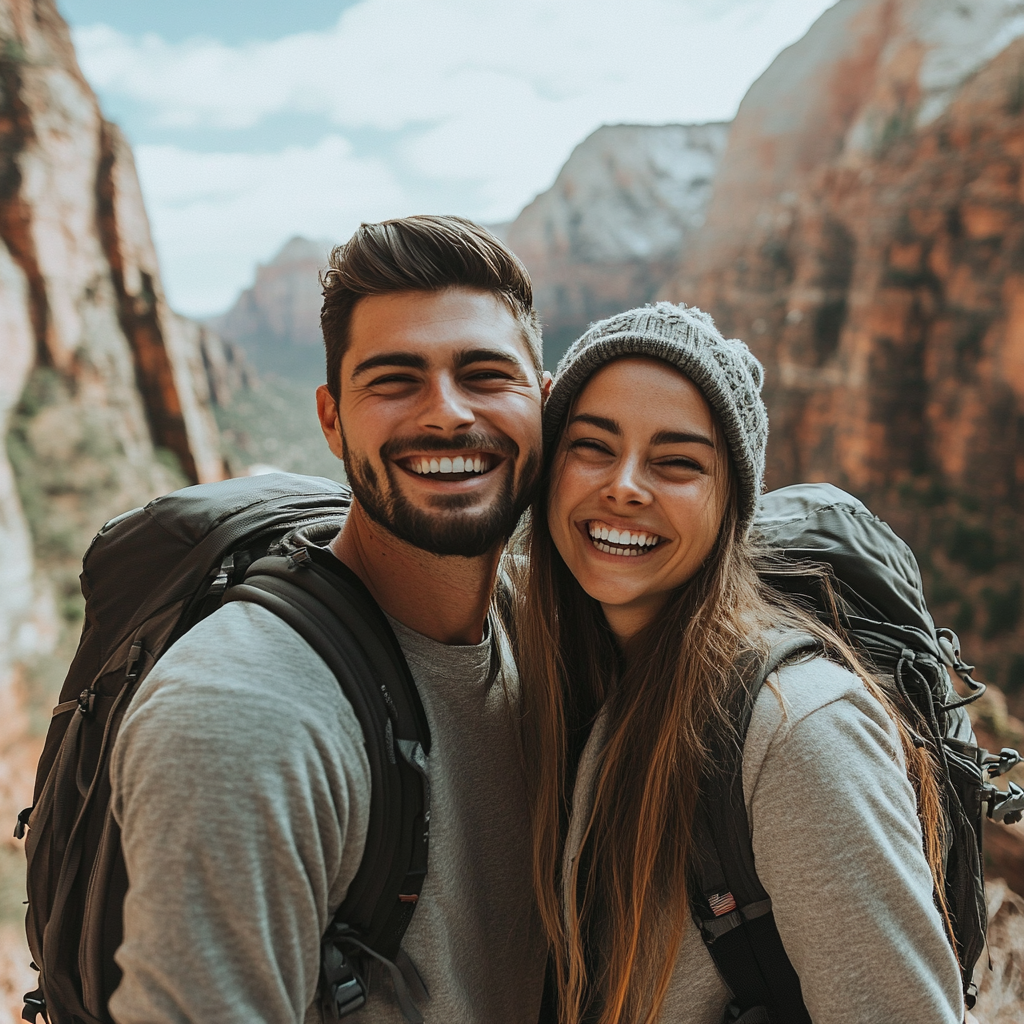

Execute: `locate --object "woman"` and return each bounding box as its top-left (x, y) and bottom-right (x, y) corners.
top-left (517, 303), bottom-right (964, 1024)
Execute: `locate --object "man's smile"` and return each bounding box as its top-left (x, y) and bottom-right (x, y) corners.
top-left (400, 452), bottom-right (495, 476)
top-left (395, 451), bottom-right (506, 486)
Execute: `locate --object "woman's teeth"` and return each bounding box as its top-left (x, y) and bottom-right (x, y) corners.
top-left (408, 455), bottom-right (491, 475)
top-left (588, 523), bottom-right (662, 556)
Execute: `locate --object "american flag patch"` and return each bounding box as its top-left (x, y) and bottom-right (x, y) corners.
top-left (708, 891), bottom-right (737, 917)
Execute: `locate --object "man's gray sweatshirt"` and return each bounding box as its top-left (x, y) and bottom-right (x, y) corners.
top-left (109, 600), bottom-right (546, 1024)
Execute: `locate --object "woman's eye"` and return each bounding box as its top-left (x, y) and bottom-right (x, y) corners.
top-left (568, 438), bottom-right (612, 455)
top-left (657, 456), bottom-right (703, 472)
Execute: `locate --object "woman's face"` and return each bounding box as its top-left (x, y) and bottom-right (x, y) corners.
top-left (547, 356), bottom-right (730, 640)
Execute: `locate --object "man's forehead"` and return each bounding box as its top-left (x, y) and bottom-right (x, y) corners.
top-left (345, 288), bottom-right (528, 367)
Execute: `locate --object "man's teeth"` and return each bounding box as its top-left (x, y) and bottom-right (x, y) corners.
top-left (588, 523), bottom-right (661, 556)
top-left (408, 455), bottom-right (491, 475)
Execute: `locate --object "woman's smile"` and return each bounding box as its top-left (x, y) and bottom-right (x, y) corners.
top-left (579, 519), bottom-right (665, 557)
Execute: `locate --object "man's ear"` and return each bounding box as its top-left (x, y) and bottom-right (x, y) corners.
top-left (541, 371), bottom-right (553, 405)
top-left (316, 384), bottom-right (346, 461)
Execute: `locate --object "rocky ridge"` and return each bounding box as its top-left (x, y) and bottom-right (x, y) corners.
top-left (210, 125), bottom-right (730, 376)
top-left (505, 122), bottom-right (730, 366)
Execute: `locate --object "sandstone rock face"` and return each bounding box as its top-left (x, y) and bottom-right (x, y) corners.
top-left (209, 236), bottom-right (330, 381)
top-left (0, 2), bottom-right (244, 1007)
top-left (506, 122), bottom-right (730, 366)
top-left (1, 0), bottom-right (229, 486)
top-left (974, 879), bottom-right (1024, 1024)
top-left (668, 0), bottom-right (1024, 703)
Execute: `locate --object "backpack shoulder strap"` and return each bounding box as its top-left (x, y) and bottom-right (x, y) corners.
top-left (690, 629), bottom-right (820, 1024)
top-left (225, 543), bottom-right (431, 1023)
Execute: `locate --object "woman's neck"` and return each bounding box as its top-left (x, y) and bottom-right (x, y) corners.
top-left (601, 592), bottom-right (671, 645)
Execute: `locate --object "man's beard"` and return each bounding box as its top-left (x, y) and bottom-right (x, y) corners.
top-left (343, 431), bottom-right (540, 557)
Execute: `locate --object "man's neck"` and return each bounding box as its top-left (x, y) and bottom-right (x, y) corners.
top-left (330, 501), bottom-right (500, 646)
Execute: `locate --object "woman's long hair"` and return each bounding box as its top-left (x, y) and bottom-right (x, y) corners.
top-left (514, 443), bottom-right (949, 1024)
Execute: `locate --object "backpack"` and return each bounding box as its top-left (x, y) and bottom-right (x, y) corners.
top-left (16, 472), bottom-right (432, 1024)
top-left (689, 482), bottom-right (1024, 1023)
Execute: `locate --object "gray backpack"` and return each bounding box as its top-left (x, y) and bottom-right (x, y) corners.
top-left (18, 473), bottom-right (431, 1024)
top-left (690, 483), bottom-right (1024, 1022)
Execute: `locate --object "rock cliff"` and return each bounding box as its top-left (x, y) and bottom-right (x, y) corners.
top-left (0, 2), bottom-right (244, 1010)
top-left (209, 235), bottom-right (330, 381)
top-left (668, 0), bottom-right (1024, 714)
top-left (505, 122), bottom-right (730, 366)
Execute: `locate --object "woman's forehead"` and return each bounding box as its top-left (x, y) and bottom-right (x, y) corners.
top-left (572, 357), bottom-right (718, 435)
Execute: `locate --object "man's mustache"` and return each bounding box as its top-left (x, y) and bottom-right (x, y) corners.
top-left (381, 432), bottom-right (520, 460)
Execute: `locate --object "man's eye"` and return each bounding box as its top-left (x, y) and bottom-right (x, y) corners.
top-left (465, 369), bottom-right (512, 382)
top-left (368, 374), bottom-right (418, 387)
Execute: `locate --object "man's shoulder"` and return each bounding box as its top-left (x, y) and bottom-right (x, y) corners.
top-left (152, 600), bottom-right (335, 694)
top-left (120, 601), bottom-right (364, 753)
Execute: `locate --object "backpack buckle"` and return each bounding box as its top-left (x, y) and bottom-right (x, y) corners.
top-left (982, 747), bottom-right (1021, 779)
top-left (986, 780), bottom-right (1024, 825)
top-left (21, 988), bottom-right (47, 1023)
top-left (320, 935), bottom-right (366, 1019)
top-left (13, 807), bottom-right (32, 840)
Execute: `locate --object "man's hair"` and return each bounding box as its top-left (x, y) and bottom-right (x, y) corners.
top-left (321, 214), bottom-right (542, 400)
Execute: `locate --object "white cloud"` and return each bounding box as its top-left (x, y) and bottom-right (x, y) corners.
top-left (74, 0), bottom-right (840, 313)
top-left (135, 135), bottom-right (411, 314)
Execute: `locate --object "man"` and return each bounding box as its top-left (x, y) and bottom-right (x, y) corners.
top-left (109, 215), bottom-right (550, 1023)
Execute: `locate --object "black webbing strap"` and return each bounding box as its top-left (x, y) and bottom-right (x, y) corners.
top-left (226, 546), bottom-right (432, 1021)
top-left (690, 631), bottom-right (820, 1024)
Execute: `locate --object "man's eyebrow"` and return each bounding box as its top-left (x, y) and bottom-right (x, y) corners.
top-left (569, 413), bottom-right (620, 434)
top-left (351, 352), bottom-right (429, 378)
top-left (454, 348), bottom-right (524, 370)
top-left (651, 429), bottom-right (716, 448)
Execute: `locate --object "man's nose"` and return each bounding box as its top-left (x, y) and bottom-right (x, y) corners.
top-left (418, 374), bottom-right (476, 433)
top-left (602, 456), bottom-right (652, 506)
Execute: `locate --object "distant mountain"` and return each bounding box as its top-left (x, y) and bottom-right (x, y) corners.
top-left (505, 122), bottom-right (730, 366)
top-left (210, 124), bottom-right (730, 377)
top-left (208, 236), bottom-right (332, 381)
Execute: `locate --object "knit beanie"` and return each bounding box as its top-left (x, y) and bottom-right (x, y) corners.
top-left (543, 302), bottom-right (768, 532)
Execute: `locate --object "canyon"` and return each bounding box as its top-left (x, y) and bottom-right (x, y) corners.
top-left (208, 235), bottom-right (330, 381)
top-left (0, 0), bottom-right (1022, 1018)
top-left (504, 121), bottom-right (730, 366)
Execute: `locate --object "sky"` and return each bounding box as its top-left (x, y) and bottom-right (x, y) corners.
top-left (60, 0), bottom-right (840, 318)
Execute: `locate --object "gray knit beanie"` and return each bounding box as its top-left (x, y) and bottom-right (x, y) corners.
top-left (543, 302), bottom-right (768, 532)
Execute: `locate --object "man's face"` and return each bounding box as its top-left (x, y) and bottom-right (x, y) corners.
top-left (318, 287), bottom-right (545, 557)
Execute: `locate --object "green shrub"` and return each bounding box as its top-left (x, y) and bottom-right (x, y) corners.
top-left (1006, 655), bottom-right (1024, 696)
top-left (954, 599), bottom-right (975, 634)
top-left (946, 522), bottom-right (998, 572)
top-left (982, 582), bottom-right (1022, 639)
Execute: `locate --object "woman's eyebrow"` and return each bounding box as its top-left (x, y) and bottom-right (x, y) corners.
top-left (651, 429), bottom-right (715, 448)
top-left (568, 413), bottom-right (620, 434)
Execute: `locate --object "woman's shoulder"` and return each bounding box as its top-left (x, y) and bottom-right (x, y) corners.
top-left (757, 653), bottom-right (874, 726)
top-left (742, 654), bottom-right (903, 794)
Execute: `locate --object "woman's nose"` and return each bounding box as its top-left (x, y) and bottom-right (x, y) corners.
top-left (602, 458), bottom-right (652, 506)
